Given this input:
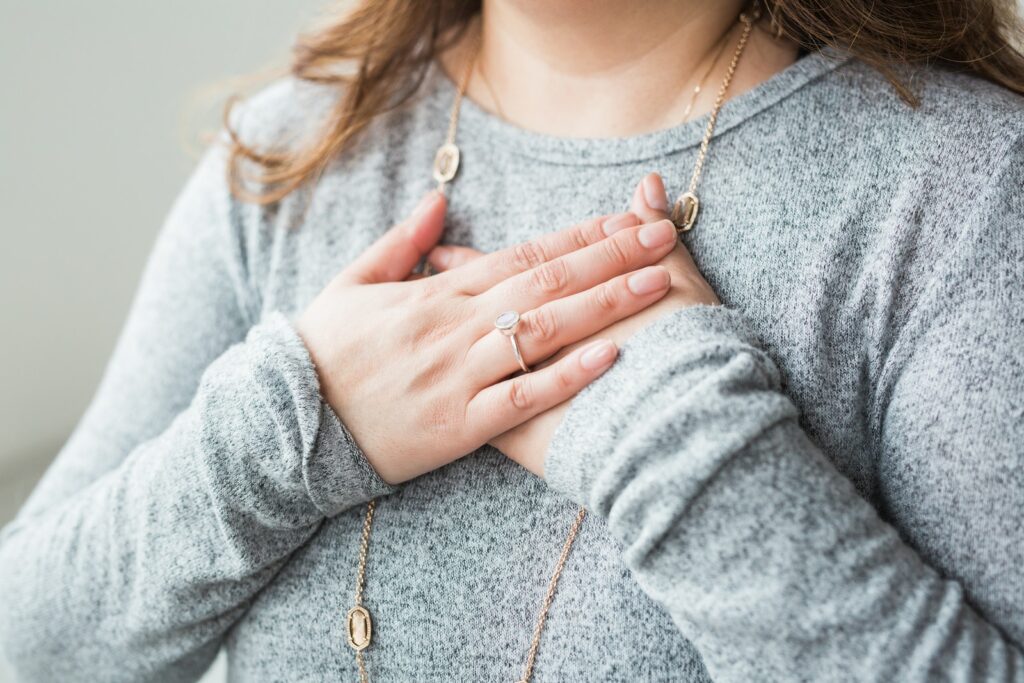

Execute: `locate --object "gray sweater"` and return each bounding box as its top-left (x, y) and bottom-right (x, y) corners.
top-left (1, 50), bottom-right (1022, 682)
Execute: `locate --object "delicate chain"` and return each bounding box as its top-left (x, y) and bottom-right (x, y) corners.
top-left (680, 29), bottom-right (731, 122)
top-left (685, 12), bottom-right (753, 197)
top-left (482, 32), bottom-right (721, 127)
top-left (354, 500), bottom-right (375, 606)
top-left (434, 34), bottom-right (479, 194)
top-left (518, 506), bottom-right (587, 683)
top-left (668, 9), bottom-right (754, 232)
top-left (356, 646), bottom-right (368, 683)
top-left (350, 9), bottom-right (756, 681)
top-left (476, 56), bottom-right (508, 121)
top-left (353, 499), bottom-right (375, 683)
top-left (349, 500), bottom-right (586, 683)
top-left (444, 54), bottom-right (474, 148)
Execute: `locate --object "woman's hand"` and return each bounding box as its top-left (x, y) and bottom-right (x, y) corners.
top-left (296, 190), bottom-right (680, 484)
top-left (427, 173), bottom-right (720, 477)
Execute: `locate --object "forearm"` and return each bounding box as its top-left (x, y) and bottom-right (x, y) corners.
top-left (546, 306), bottom-right (1024, 682)
top-left (0, 314), bottom-right (393, 682)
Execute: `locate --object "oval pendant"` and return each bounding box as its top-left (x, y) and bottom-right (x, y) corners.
top-left (346, 605), bottom-right (372, 652)
top-left (671, 192), bottom-right (700, 233)
top-left (432, 142), bottom-right (461, 184)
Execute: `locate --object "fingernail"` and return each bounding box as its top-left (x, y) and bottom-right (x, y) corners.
top-left (642, 174), bottom-right (669, 212)
top-left (429, 247), bottom-right (451, 268)
top-left (413, 190), bottom-right (438, 218)
top-left (580, 340), bottom-right (618, 370)
top-left (627, 266), bottom-right (671, 295)
top-left (602, 212), bottom-right (638, 236)
top-left (638, 220), bottom-right (676, 248)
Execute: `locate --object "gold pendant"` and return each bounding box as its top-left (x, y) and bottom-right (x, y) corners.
top-left (346, 605), bottom-right (372, 651)
top-left (432, 142), bottom-right (461, 185)
top-left (671, 192), bottom-right (700, 233)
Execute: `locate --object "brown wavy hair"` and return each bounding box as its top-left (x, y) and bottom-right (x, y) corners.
top-left (227, 0), bottom-right (1024, 204)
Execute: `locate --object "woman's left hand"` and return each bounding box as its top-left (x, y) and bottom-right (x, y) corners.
top-left (426, 173), bottom-right (719, 476)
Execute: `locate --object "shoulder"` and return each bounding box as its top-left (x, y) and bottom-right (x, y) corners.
top-left (822, 57), bottom-right (1024, 174)
top-left (795, 59), bottom-right (1023, 335)
top-left (157, 78), bottom-right (343, 316)
top-left (807, 57), bottom-right (1024, 252)
top-left (227, 76), bottom-right (342, 153)
top-left (912, 65), bottom-right (1024, 135)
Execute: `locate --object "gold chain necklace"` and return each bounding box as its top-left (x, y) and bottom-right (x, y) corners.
top-left (348, 499), bottom-right (586, 683)
top-left (437, 9), bottom-right (754, 233)
top-left (346, 10), bottom-right (754, 682)
top-left (670, 11), bottom-right (754, 232)
top-left (681, 26), bottom-right (732, 122)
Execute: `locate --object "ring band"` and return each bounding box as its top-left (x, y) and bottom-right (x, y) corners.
top-left (494, 310), bottom-right (531, 373)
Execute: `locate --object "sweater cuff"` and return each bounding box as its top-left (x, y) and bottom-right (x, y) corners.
top-left (543, 304), bottom-right (771, 507)
top-left (307, 405), bottom-right (399, 516)
top-left (259, 313), bottom-right (398, 516)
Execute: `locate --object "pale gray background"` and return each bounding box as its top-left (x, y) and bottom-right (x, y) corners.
top-left (0, 1), bottom-right (329, 680)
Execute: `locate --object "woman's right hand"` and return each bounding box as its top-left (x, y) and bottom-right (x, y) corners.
top-left (296, 190), bottom-right (679, 484)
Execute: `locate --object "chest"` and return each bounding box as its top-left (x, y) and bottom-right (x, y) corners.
top-left (253, 128), bottom-right (905, 500)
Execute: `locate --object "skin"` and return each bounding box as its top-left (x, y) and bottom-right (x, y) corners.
top-left (298, 1), bottom-right (797, 484)
top-left (455, 0), bottom-right (799, 138)
top-left (297, 193), bottom-right (681, 484)
top-left (432, 174), bottom-right (718, 476)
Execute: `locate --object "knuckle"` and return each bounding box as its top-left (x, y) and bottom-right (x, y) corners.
top-left (601, 234), bottom-right (634, 269)
top-left (523, 307), bottom-right (558, 343)
top-left (512, 240), bottom-right (547, 272)
top-left (415, 273), bottom-right (443, 299)
top-left (594, 281), bottom-right (619, 313)
top-left (529, 259), bottom-right (569, 294)
top-left (566, 223), bottom-right (593, 252)
top-left (508, 378), bottom-right (534, 411)
top-left (555, 363), bottom-right (577, 392)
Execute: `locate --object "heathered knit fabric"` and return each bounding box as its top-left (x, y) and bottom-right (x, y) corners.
top-left (1, 50), bottom-right (1023, 682)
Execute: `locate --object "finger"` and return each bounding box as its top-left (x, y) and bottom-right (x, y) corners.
top-left (427, 245), bottom-right (485, 272)
top-left (465, 339), bottom-right (618, 440)
top-left (475, 218), bottom-right (678, 324)
top-left (631, 172), bottom-right (707, 277)
top-left (467, 265), bottom-right (670, 382)
top-left (439, 212), bottom-right (640, 294)
top-left (343, 191), bottom-right (447, 284)
top-left (631, 172), bottom-right (672, 223)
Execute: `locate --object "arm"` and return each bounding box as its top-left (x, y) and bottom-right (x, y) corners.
top-left (0, 142), bottom-right (687, 680)
top-left (538, 156), bottom-right (1024, 681)
top-left (0, 146), bottom-right (394, 682)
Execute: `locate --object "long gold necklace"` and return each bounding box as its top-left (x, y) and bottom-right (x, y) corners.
top-left (671, 10), bottom-right (754, 232)
top-left (346, 10), bottom-right (754, 682)
top-left (348, 500), bottom-right (586, 683)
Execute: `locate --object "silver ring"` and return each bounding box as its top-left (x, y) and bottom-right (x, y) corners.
top-left (494, 310), bottom-right (531, 373)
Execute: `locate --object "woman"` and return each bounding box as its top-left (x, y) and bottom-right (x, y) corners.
top-left (2, 0), bottom-right (1022, 680)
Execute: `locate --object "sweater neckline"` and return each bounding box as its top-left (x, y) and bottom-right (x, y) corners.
top-left (425, 48), bottom-right (850, 166)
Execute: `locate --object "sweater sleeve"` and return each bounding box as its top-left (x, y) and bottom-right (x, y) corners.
top-left (0, 145), bottom-right (394, 682)
top-left (543, 142), bottom-right (1024, 681)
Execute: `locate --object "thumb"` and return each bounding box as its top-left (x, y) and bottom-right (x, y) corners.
top-left (344, 190), bottom-right (447, 283)
top-left (424, 244), bottom-right (485, 273)
top-left (630, 172), bottom-right (672, 224)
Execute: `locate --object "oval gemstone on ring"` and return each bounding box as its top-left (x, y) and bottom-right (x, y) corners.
top-left (494, 310), bottom-right (520, 334)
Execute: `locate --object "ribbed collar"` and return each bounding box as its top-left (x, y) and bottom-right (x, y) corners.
top-left (423, 48), bottom-right (851, 166)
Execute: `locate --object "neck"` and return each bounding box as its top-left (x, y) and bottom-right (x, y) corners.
top-left (443, 0), bottom-right (797, 138)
